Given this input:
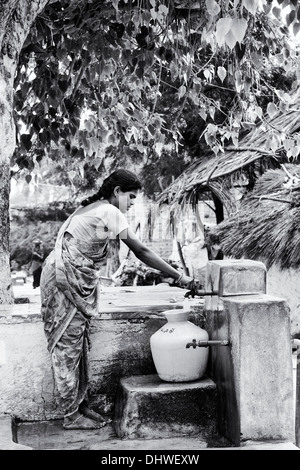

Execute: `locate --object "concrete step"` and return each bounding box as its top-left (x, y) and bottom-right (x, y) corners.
top-left (113, 374), bottom-right (219, 443)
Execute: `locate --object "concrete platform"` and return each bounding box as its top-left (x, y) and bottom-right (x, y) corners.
top-left (114, 374), bottom-right (218, 441)
top-left (2, 414), bottom-right (298, 451)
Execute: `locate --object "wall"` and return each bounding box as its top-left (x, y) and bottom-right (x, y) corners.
top-left (0, 295), bottom-right (204, 422)
top-left (0, 307), bottom-right (163, 421)
top-left (267, 264), bottom-right (300, 337)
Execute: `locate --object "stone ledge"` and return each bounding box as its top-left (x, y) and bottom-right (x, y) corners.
top-left (0, 415), bottom-right (32, 450)
top-left (0, 294), bottom-right (204, 324)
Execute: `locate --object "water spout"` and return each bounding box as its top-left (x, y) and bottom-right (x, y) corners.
top-left (186, 339), bottom-right (229, 348)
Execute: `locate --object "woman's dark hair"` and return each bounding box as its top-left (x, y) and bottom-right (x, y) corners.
top-left (81, 169), bottom-right (142, 206)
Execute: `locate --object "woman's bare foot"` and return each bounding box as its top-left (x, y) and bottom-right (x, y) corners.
top-left (63, 411), bottom-right (105, 430)
top-left (79, 403), bottom-right (111, 424)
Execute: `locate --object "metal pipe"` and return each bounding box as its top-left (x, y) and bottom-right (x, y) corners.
top-left (186, 339), bottom-right (229, 348)
top-left (184, 289), bottom-right (218, 297)
top-left (184, 289), bottom-right (265, 298)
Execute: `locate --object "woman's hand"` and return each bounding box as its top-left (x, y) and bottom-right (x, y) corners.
top-left (178, 274), bottom-right (194, 287)
top-left (172, 274), bottom-right (195, 287)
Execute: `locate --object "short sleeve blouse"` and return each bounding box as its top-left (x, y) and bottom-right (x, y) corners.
top-left (65, 200), bottom-right (129, 243)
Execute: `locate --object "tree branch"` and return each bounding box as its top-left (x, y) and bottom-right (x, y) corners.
top-left (226, 146), bottom-right (275, 155)
top-left (251, 195), bottom-right (291, 204)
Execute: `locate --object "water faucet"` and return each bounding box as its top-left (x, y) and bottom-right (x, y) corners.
top-left (186, 339), bottom-right (229, 348)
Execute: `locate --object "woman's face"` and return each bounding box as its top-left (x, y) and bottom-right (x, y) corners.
top-left (116, 189), bottom-right (138, 213)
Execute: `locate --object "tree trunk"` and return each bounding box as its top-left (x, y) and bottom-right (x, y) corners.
top-left (0, 0), bottom-right (50, 303)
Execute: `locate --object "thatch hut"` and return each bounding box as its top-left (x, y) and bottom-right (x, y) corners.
top-left (157, 92), bottom-right (300, 220)
top-left (156, 92), bottom-right (300, 337)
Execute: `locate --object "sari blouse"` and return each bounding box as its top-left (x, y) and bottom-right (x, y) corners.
top-left (54, 200), bottom-right (129, 318)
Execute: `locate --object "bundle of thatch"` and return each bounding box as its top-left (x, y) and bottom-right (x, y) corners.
top-left (211, 164), bottom-right (300, 270)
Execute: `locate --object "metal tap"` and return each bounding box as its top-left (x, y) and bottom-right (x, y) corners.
top-left (186, 339), bottom-right (229, 348)
top-left (183, 279), bottom-right (217, 298)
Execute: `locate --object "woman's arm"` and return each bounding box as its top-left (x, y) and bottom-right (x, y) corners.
top-left (119, 226), bottom-right (193, 285)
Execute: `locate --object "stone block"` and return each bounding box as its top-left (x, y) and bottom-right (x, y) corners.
top-left (113, 374), bottom-right (218, 440)
top-left (205, 259), bottom-right (266, 297)
top-left (223, 293), bottom-right (294, 443)
top-left (206, 292), bottom-right (294, 445)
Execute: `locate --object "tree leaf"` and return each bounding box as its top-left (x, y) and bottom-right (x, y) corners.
top-left (267, 102), bottom-right (278, 118)
top-left (68, 170), bottom-right (76, 180)
top-left (242, 0), bottom-right (258, 16)
top-left (254, 105), bottom-right (262, 119)
top-left (217, 66), bottom-right (227, 82)
top-left (84, 120), bottom-right (95, 132)
top-left (21, 134), bottom-right (32, 151)
top-left (225, 30), bottom-right (237, 50)
top-left (272, 7), bottom-right (281, 19)
top-left (178, 85), bottom-right (186, 99)
top-left (293, 22), bottom-right (300, 36)
top-left (199, 109), bottom-right (207, 121)
top-left (286, 9), bottom-right (296, 27)
top-left (215, 18), bottom-right (232, 46)
top-left (203, 69), bottom-right (212, 82)
top-left (90, 136), bottom-right (100, 151)
top-left (205, 0), bottom-right (220, 16)
top-left (231, 18), bottom-right (248, 43)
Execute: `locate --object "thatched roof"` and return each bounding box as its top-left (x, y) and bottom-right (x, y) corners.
top-left (211, 163), bottom-right (300, 270)
top-left (156, 91), bottom-right (300, 216)
top-left (155, 91), bottom-right (300, 270)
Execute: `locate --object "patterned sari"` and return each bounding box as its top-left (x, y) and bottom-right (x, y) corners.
top-left (40, 211), bottom-right (108, 416)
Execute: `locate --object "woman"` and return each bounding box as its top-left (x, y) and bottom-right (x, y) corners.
top-left (40, 169), bottom-right (194, 430)
top-left (29, 240), bottom-right (44, 288)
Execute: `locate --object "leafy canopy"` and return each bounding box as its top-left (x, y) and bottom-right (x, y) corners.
top-left (12, 0), bottom-right (300, 197)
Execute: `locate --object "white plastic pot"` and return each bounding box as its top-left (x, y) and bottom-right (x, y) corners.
top-left (150, 309), bottom-right (209, 382)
